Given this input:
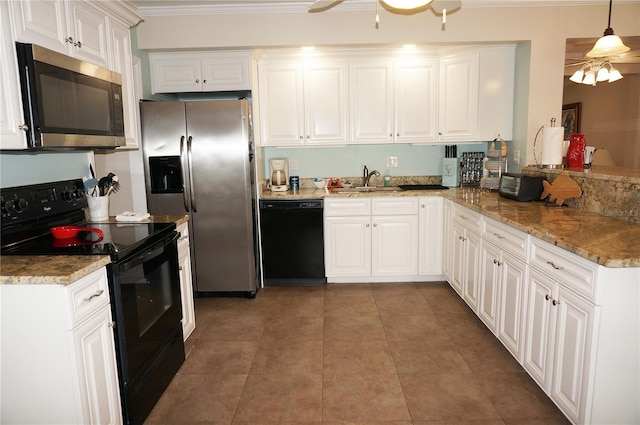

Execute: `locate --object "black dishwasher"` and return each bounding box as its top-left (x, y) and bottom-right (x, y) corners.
top-left (259, 199), bottom-right (326, 286)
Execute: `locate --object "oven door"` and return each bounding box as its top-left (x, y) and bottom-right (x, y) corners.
top-left (111, 230), bottom-right (182, 380)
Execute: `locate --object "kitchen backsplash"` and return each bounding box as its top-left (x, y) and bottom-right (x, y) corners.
top-left (0, 151), bottom-right (92, 188)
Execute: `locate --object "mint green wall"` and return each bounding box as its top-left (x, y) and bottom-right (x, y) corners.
top-left (262, 143), bottom-right (487, 180)
top-left (0, 151), bottom-right (92, 188)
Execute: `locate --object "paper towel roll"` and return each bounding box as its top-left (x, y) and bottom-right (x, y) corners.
top-left (541, 127), bottom-right (564, 166)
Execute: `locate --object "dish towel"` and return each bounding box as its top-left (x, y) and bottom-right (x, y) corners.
top-left (115, 211), bottom-right (151, 222)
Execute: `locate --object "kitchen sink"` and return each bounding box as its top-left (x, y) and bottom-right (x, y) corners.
top-left (332, 186), bottom-right (403, 193)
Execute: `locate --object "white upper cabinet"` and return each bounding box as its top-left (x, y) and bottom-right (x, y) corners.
top-left (478, 45), bottom-right (516, 141)
top-left (0, 2), bottom-right (26, 150)
top-left (259, 59), bottom-right (348, 146)
top-left (149, 51), bottom-right (252, 93)
top-left (439, 51), bottom-right (479, 142)
top-left (349, 57), bottom-right (438, 144)
top-left (10, 0), bottom-right (110, 68)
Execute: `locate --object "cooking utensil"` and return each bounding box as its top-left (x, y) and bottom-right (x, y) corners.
top-left (52, 235), bottom-right (104, 247)
top-left (97, 173), bottom-right (120, 196)
top-left (50, 225), bottom-right (104, 239)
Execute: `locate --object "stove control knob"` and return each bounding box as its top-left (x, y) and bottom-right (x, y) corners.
top-left (1, 198), bottom-right (7, 215)
top-left (4, 199), bottom-right (14, 213)
top-left (62, 190), bottom-right (73, 202)
top-left (13, 198), bottom-right (28, 213)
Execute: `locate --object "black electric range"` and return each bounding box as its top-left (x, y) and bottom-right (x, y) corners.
top-left (1, 179), bottom-right (184, 425)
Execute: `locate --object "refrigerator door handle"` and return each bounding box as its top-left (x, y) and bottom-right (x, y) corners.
top-left (187, 135), bottom-right (197, 212)
top-left (179, 135), bottom-right (189, 212)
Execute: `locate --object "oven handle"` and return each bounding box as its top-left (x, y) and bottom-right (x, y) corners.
top-left (118, 231), bottom-right (180, 273)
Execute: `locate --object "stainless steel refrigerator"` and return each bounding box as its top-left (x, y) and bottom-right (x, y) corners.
top-left (140, 99), bottom-right (258, 296)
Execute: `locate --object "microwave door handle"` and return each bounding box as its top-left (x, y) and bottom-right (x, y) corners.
top-left (179, 136), bottom-right (189, 212)
top-left (187, 136), bottom-right (197, 213)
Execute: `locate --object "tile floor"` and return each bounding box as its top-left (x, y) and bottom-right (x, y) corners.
top-left (144, 281), bottom-right (570, 425)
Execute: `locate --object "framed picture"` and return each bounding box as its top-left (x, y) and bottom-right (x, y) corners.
top-left (562, 102), bottom-right (581, 140)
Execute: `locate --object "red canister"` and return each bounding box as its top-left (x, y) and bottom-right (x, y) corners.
top-left (566, 133), bottom-right (586, 168)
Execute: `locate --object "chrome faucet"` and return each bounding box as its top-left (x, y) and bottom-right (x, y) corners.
top-left (363, 168), bottom-right (380, 187)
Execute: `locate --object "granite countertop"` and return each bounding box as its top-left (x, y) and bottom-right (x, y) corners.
top-left (260, 187), bottom-right (640, 268)
top-left (0, 215), bottom-right (189, 286)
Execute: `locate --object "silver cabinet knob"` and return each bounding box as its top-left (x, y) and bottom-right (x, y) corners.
top-left (18, 124), bottom-right (28, 131)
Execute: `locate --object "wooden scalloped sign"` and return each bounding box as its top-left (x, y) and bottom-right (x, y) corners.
top-left (541, 171), bottom-right (582, 206)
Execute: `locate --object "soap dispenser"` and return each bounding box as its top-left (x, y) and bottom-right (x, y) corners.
top-left (383, 169), bottom-right (392, 187)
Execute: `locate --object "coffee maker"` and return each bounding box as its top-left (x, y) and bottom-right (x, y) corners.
top-left (269, 158), bottom-right (289, 192)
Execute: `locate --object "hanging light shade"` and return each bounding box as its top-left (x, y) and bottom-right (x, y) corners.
top-left (586, 0), bottom-right (630, 58)
top-left (381, 0), bottom-right (434, 9)
top-left (608, 67), bottom-right (623, 82)
top-left (569, 68), bottom-right (585, 83)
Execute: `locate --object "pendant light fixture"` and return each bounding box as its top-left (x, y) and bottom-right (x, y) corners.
top-left (381, 0), bottom-right (434, 10)
top-left (586, 0), bottom-right (630, 58)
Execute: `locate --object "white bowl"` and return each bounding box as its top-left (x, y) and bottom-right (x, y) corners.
top-left (313, 180), bottom-right (326, 189)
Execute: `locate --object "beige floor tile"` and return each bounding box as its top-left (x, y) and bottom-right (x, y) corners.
top-left (424, 291), bottom-right (474, 315)
top-left (437, 312), bottom-right (496, 345)
top-left (261, 316), bottom-right (324, 342)
top-left (503, 419), bottom-right (571, 425)
top-left (209, 296), bottom-right (275, 316)
top-left (144, 373), bottom-right (247, 424)
top-left (324, 283), bottom-right (373, 297)
top-left (371, 282), bottom-right (422, 298)
top-left (251, 339), bottom-right (323, 375)
top-left (455, 338), bottom-right (523, 373)
top-left (323, 374), bottom-right (411, 422)
top-left (387, 339), bottom-right (471, 374)
top-left (233, 374), bottom-right (323, 422)
top-left (324, 295), bottom-right (379, 316)
top-left (198, 314), bottom-right (265, 341)
top-left (399, 373), bottom-right (501, 422)
top-left (324, 315), bottom-right (387, 341)
top-left (179, 340), bottom-right (259, 375)
top-left (324, 422), bottom-right (413, 425)
top-left (381, 314), bottom-right (452, 344)
top-left (374, 294), bottom-right (435, 316)
top-left (269, 295), bottom-right (325, 317)
top-left (272, 285), bottom-right (326, 297)
top-left (323, 339), bottom-right (396, 374)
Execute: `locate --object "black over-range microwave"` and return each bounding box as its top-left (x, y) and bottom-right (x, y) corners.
top-left (14, 42), bottom-right (125, 150)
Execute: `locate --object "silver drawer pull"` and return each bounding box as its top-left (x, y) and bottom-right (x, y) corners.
top-left (546, 261), bottom-right (563, 270)
top-left (493, 233), bottom-right (505, 239)
top-left (545, 294), bottom-right (552, 301)
top-left (85, 289), bottom-right (104, 302)
top-left (552, 299), bottom-right (560, 306)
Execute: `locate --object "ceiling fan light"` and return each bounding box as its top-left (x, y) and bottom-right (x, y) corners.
top-left (381, 0), bottom-right (433, 9)
top-left (569, 69), bottom-right (585, 83)
top-left (586, 34), bottom-right (631, 58)
top-left (596, 66), bottom-right (610, 81)
top-left (608, 68), bottom-right (623, 82)
top-left (582, 71), bottom-right (596, 85)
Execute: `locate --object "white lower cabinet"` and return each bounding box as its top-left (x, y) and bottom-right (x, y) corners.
top-left (450, 204), bottom-right (482, 307)
top-left (0, 268), bottom-right (122, 425)
top-left (177, 222), bottom-right (196, 341)
top-left (418, 196), bottom-right (444, 276)
top-left (324, 197), bottom-right (419, 281)
top-left (524, 268), bottom-right (596, 425)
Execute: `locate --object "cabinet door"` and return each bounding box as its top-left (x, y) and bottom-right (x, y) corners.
top-left (479, 241), bottom-right (501, 333)
top-left (72, 307), bottom-right (121, 425)
top-left (449, 222), bottom-right (465, 296)
top-left (372, 215), bottom-right (419, 276)
top-left (462, 229), bottom-right (481, 312)
top-left (551, 287), bottom-right (596, 425)
top-left (259, 61), bottom-right (305, 146)
top-left (108, 20), bottom-right (138, 148)
top-left (201, 52), bottom-right (251, 91)
top-left (478, 45), bottom-right (515, 141)
top-left (418, 196), bottom-right (443, 275)
top-left (0, 2), bottom-right (27, 149)
top-left (9, 0), bottom-right (69, 54)
top-left (324, 216), bottom-right (371, 277)
top-left (67, 2), bottom-right (109, 68)
top-left (178, 243), bottom-right (196, 341)
top-left (439, 52), bottom-right (479, 142)
top-left (395, 59), bottom-right (438, 143)
top-left (150, 53), bottom-right (204, 93)
top-left (442, 199), bottom-right (453, 281)
top-left (304, 60), bottom-right (348, 145)
top-left (498, 253), bottom-right (527, 361)
top-left (524, 269), bottom-right (556, 391)
top-left (349, 60), bottom-right (394, 144)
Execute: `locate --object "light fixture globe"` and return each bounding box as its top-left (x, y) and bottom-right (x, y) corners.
top-left (381, 0), bottom-right (434, 9)
top-left (570, 69), bottom-right (585, 83)
top-left (586, 34), bottom-right (630, 58)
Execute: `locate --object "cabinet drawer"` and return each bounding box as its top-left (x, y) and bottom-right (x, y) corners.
top-left (371, 197), bottom-right (418, 215)
top-left (530, 237), bottom-right (598, 301)
top-left (453, 204), bottom-right (481, 232)
top-left (324, 198), bottom-right (371, 216)
top-left (67, 268), bottom-right (110, 326)
top-left (482, 216), bottom-right (529, 260)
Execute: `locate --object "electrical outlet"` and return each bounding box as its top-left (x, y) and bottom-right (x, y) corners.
top-left (513, 150), bottom-right (520, 165)
top-left (387, 156), bottom-right (398, 168)
top-left (289, 159), bottom-right (299, 170)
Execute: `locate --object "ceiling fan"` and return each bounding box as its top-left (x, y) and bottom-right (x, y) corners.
top-left (308, 0), bottom-right (462, 20)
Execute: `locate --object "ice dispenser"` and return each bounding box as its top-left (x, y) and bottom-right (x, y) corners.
top-left (149, 156), bottom-right (183, 193)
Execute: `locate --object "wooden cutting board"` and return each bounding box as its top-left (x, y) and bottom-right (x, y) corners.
top-left (540, 171), bottom-right (582, 206)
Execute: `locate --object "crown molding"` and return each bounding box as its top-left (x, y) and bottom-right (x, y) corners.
top-left (131, 0), bottom-right (637, 17)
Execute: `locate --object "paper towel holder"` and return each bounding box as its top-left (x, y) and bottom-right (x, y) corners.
top-left (533, 118), bottom-right (565, 169)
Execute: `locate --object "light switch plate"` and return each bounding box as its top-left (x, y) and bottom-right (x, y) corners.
top-left (387, 156), bottom-right (398, 168)
top-left (513, 150), bottom-right (520, 165)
